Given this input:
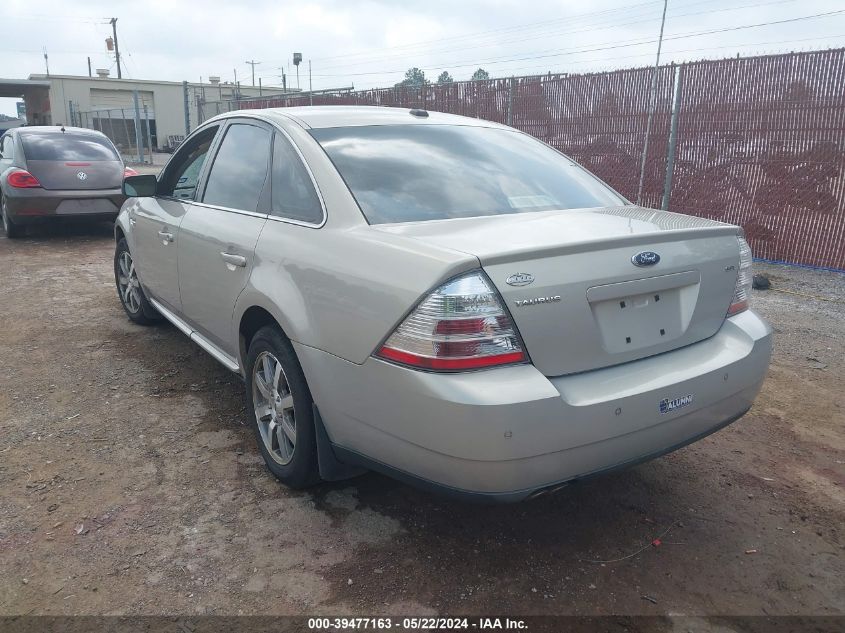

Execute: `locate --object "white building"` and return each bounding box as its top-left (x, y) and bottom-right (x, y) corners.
top-left (0, 71), bottom-right (295, 151)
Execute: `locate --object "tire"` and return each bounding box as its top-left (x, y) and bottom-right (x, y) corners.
top-left (245, 326), bottom-right (321, 489)
top-left (114, 238), bottom-right (160, 325)
top-left (1, 193), bottom-right (24, 238)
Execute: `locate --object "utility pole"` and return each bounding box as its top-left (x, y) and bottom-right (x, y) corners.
top-left (282, 71), bottom-right (286, 92)
top-left (636, 0), bottom-right (668, 206)
top-left (308, 60), bottom-right (313, 106)
top-left (43, 48), bottom-right (50, 76)
top-left (109, 18), bottom-right (122, 79)
top-left (245, 60), bottom-right (261, 86)
top-left (87, 57), bottom-right (92, 77)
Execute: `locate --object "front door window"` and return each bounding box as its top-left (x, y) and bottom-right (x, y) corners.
top-left (158, 126), bottom-right (219, 200)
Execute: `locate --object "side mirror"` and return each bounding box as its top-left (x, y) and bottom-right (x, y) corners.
top-left (123, 174), bottom-right (157, 197)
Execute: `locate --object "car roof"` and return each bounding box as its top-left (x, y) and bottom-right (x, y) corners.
top-left (220, 106), bottom-right (511, 131)
top-left (14, 126), bottom-right (110, 138)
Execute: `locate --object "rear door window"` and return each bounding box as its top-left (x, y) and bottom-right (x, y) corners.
top-left (270, 133), bottom-right (323, 224)
top-left (20, 132), bottom-right (119, 161)
top-left (202, 123), bottom-right (272, 212)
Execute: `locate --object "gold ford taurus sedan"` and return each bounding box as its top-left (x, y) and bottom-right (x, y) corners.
top-left (113, 107), bottom-right (772, 502)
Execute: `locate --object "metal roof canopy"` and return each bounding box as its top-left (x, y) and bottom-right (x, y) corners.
top-left (0, 78), bottom-right (50, 98)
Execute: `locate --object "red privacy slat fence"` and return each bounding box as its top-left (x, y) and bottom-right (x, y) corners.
top-left (667, 50), bottom-right (845, 270)
top-left (237, 48), bottom-right (845, 270)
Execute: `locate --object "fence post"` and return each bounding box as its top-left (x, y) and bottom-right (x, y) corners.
top-left (182, 81), bottom-right (190, 135)
top-left (68, 101), bottom-right (75, 127)
top-left (120, 109), bottom-right (131, 157)
top-left (661, 65), bottom-right (684, 211)
top-left (132, 90), bottom-right (144, 163)
top-left (143, 104), bottom-right (153, 164)
top-left (507, 76), bottom-right (515, 126)
top-left (106, 109), bottom-right (113, 143)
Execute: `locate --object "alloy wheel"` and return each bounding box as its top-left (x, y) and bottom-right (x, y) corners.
top-left (252, 351), bottom-right (297, 465)
top-left (117, 251), bottom-right (142, 314)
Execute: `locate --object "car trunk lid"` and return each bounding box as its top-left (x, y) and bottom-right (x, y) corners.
top-left (374, 206), bottom-right (742, 376)
top-left (26, 160), bottom-right (124, 191)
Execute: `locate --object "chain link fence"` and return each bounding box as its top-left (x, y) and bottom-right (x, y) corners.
top-left (69, 100), bottom-right (158, 164)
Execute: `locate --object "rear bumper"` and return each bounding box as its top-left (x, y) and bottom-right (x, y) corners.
top-left (296, 309), bottom-right (773, 501)
top-left (5, 187), bottom-right (124, 222)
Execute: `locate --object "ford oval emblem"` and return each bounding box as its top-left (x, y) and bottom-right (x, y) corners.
top-left (506, 272), bottom-right (534, 287)
top-left (632, 251), bottom-right (660, 267)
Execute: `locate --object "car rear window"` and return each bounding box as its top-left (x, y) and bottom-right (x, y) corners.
top-left (310, 124), bottom-right (626, 224)
top-left (20, 132), bottom-right (119, 161)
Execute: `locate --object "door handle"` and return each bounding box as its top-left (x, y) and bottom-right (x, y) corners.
top-left (220, 252), bottom-right (247, 268)
top-left (158, 230), bottom-right (174, 244)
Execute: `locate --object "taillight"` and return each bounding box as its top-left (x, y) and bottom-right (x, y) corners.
top-left (727, 236), bottom-right (753, 316)
top-left (123, 166), bottom-right (139, 177)
top-left (8, 170), bottom-right (41, 188)
top-left (377, 271), bottom-right (527, 371)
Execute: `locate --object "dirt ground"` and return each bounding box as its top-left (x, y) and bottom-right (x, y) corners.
top-left (0, 222), bottom-right (842, 622)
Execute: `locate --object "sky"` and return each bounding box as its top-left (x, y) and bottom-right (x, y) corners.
top-left (1, 0), bottom-right (843, 116)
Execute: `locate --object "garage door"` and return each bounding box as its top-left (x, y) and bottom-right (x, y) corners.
top-left (89, 88), bottom-right (155, 117)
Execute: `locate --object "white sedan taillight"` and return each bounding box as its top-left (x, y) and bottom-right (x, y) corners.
top-left (727, 236), bottom-right (753, 316)
top-left (377, 271), bottom-right (527, 371)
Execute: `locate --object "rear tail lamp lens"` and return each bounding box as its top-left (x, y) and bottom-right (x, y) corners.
top-left (377, 271), bottom-right (526, 371)
top-left (123, 167), bottom-right (139, 177)
top-left (8, 170), bottom-right (41, 188)
top-left (727, 236), bottom-right (753, 316)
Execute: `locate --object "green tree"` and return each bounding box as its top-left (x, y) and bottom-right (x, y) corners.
top-left (396, 67), bottom-right (428, 88)
top-left (471, 68), bottom-right (490, 81)
top-left (436, 71), bottom-right (453, 84)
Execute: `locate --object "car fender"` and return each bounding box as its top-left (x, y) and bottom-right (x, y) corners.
top-left (232, 285), bottom-right (300, 371)
top-left (114, 198), bottom-right (140, 250)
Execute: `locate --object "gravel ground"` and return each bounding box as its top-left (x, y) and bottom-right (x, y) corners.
top-left (0, 223), bottom-right (842, 624)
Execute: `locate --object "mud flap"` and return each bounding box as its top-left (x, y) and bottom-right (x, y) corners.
top-left (313, 404), bottom-right (366, 482)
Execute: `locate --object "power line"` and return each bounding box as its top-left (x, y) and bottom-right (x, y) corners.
top-left (302, 9), bottom-right (844, 78)
top-left (310, 0), bottom-right (667, 63)
top-left (470, 35), bottom-right (845, 79)
top-left (260, 0), bottom-right (725, 75)
top-left (307, 0), bottom-right (798, 72)
top-left (260, 0), bottom-right (700, 71)
top-left (7, 14), bottom-right (109, 24)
